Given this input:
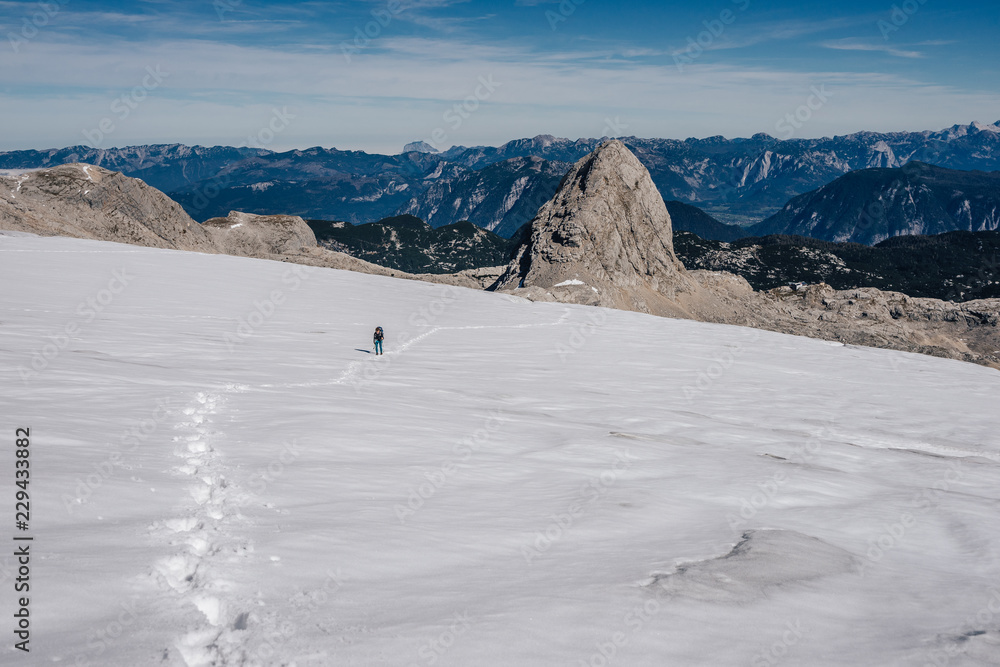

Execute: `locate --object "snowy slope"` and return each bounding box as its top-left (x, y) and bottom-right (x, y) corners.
top-left (2, 232), bottom-right (999, 667)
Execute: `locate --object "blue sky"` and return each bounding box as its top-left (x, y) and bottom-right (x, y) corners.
top-left (1, 0), bottom-right (998, 153)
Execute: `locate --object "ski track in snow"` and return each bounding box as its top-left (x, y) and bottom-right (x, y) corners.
top-left (149, 385), bottom-right (263, 666)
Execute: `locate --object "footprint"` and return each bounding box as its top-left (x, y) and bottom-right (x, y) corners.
top-left (188, 440), bottom-right (210, 454)
top-left (164, 517), bottom-right (199, 533)
top-left (193, 595), bottom-right (223, 626)
top-left (185, 534), bottom-right (212, 557)
top-left (175, 628), bottom-right (220, 667)
top-left (188, 485), bottom-right (211, 505)
top-left (154, 554), bottom-right (198, 592)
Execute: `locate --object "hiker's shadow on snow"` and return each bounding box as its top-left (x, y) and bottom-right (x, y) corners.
top-left (354, 349), bottom-right (372, 354)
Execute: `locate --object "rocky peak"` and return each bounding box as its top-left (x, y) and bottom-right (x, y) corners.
top-left (970, 120), bottom-right (1000, 134)
top-left (492, 139), bottom-right (696, 312)
top-left (403, 141), bottom-right (439, 154)
top-left (489, 142), bottom-right (999, 368)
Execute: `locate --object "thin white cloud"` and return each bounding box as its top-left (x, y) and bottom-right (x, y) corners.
top-left (668, 16), bottom-right (868, 55)
top-left (3, 28), bottom-right (998, 153)
top-left (71, 12), bottom-right (160, 24)
top-left (821, 39), bottom-right (924, 59)
top-left (402, 11), bottom-right (498, 33)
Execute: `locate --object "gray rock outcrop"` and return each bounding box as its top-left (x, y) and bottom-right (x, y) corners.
top-left (202, 211), bottom-right (318, 258)
top-left (757, 284), bottom-right (1000, 367)
top-left (0, 164), bottom-right (219, 252)
top-left (492, 141), bottom-right (999, 368)
top-left (492, 140), bottom-right (721, 319)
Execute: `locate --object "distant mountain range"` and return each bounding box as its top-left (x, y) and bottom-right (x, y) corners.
top-left (395, 156), bottom-right (569, 238)
top-left (0, 144), bottom-right (268, 193)
top-left (747, 161), bottom-right (1000, 244)
top-left (2, 121), bottom-right (999, 238)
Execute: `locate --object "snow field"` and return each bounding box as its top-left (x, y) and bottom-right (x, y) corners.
top-left (1, 233), bottom-right (999, 666)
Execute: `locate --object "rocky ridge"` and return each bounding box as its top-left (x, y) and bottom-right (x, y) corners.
top-left (0, 164), bottom-right (488, 289)
top-left (0, 164), bottom-right (219, 252)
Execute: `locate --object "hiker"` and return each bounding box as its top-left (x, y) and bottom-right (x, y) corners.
top-left (373, 326), bottom-right (384, 355)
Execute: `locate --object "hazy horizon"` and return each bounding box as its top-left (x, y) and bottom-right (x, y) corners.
top-left (5, 117), bottom-right (1000, 158)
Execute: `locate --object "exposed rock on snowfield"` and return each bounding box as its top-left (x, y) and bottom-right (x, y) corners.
top-left (0, 164), bottom-right (219, 252)
top-left (202, 210), bottom-right (318, 258)
top-left (757, 284), bottom-right (1000, 367)
top-left (202, 213), bottom-right (497, 288)
top-left (491, 140), bottom-right (716, 319)
top-left (494, 141), bottom-right (1000, 368)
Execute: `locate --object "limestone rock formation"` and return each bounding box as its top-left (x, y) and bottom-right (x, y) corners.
top-left (757, 284), bottom-right (1000, 368)
top-left (202, 211), bottom-right (318, 258)
top-left (493, 141), bottom-right (999, 368)
top-left (0, 164), bottom-right (219, 252)
top-left (492, 140), bottom-right (714, 318)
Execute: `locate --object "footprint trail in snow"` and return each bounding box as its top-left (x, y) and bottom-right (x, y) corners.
top-left (148, 388), bottom-right (266, 666)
